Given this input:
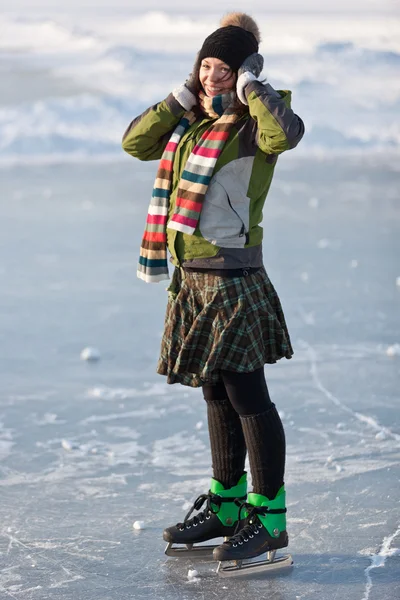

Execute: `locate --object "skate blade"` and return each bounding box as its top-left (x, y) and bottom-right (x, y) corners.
top-left (165, 542), bottom-right (216, 559)
top-left (217, 552), bottom-right (293, 577)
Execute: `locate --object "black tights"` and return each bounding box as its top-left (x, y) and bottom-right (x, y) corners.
top-left (202, 367), bottom-right (286, 500)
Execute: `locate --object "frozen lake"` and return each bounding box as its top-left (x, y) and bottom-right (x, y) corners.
top-left (0, 155), bottom-right (399, 599)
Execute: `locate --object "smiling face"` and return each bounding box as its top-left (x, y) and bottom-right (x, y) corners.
top-left (199, 57), bottom-right (236, 97)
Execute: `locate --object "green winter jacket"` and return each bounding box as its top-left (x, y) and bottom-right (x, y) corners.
top-left (122, 81), bottom-right (304, 268)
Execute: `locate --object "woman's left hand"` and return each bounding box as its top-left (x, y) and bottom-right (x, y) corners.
top-left (237, 53), bottom-right (264, 105)
top-left (238, 53), bottom-right (264, 78)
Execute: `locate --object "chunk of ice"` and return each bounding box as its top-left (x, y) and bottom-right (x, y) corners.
top-left (61, 439), bottom-right (79, 451)
top-left (187, 569), bottom-right (199, 579)
top-left (300, 271), bottom-right (309, 282)
top-left (386, 344), bottom-right (400, 357)
top-left (82, 200), bottom-right (94, 211)
top-left (80, 347), bottom-right (101, 361)
top-left (133, 521), bottom-right (146, 530)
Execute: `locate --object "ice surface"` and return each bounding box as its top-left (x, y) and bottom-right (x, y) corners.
top-left (0, 156), bottom-right (399, 599)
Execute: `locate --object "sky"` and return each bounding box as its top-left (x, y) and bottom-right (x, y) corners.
top-left (0, 0), bottom-right (398, 13)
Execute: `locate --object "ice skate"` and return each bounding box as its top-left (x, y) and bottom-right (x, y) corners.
top-left (214, 486), bottom-right (293, 576)
top-left (163, 474), bottom-right (247, 559)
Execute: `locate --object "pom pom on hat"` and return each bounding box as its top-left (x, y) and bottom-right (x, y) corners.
top-left (220, 12), bottom-right (261, 44)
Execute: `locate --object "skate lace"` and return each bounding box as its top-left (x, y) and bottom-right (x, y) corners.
top-left (176, 493), bottom-right (223, 531)
top-left (226, 500), bottom-right (287, 546)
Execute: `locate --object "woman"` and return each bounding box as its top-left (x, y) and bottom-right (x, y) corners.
top-left (122, 12), bottom-right (304, 567)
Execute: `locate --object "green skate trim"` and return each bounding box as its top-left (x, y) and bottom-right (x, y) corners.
top-left (247, 485), bottom-right (286, 538)
top-left (209, 473), bottom-right (247, 527)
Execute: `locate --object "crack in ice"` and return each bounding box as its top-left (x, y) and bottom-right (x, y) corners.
top-left (361, 525), bottom-right (400, 600)
top-left (300, 341), bottom-right (400, 442)
top-left (298, 341), bottom-right (400, 599)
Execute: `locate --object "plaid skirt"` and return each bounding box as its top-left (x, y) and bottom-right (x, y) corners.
top-left (157, 266), bottom-right (293, 388)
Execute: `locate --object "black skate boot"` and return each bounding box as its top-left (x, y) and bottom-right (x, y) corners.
top-left (213, 486), bottom-right (293, 576)
top-left (163, 473), bottom-right (247, 558)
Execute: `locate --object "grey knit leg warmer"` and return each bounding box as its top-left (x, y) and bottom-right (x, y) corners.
top-left (205, 398), bottom-right (247, 489)
top-left (240, 403), bottom-right (286, 500)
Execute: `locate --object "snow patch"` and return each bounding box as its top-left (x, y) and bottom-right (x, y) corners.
top-left (1, 13), bottom-right (400, 163)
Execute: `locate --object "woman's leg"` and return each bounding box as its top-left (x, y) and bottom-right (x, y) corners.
top-left (220, 367), bottom-right (286, 500)
top-left (202, 381), bottom-right (247, 488)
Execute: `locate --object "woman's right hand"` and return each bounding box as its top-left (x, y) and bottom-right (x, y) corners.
top-left (185, 52), bottom-right (201, 94)
top-left (173, 53), bottom-right (199, 111)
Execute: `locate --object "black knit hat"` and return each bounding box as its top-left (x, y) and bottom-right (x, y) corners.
top-left (198, 25), bottom-right (259, 72)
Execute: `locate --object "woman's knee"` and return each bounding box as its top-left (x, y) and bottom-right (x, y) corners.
top-left (202, 381), bottom-right (228, 403)
top-left (220, 367), bottom-right (272, 415)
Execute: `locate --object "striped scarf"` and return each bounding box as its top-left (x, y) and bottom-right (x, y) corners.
top-left (137, 91), bottom-right (239, 283)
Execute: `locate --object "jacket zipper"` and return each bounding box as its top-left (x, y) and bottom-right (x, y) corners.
top-left (226, 194), bottom-right (249, 245)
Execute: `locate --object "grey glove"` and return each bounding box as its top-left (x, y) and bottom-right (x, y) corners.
top-left (238, 53), bottom-right (264, 78)
top-left (185, 54), bottom-right (200, 94)
top-left (172, 53), bottom-right (199, 111)
top-left (237, 53), bottom-right (264, 105)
